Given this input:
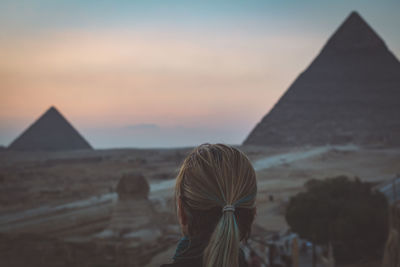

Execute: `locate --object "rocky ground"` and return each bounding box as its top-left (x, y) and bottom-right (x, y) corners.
top-left (0, 145), bottom-right (399, 266)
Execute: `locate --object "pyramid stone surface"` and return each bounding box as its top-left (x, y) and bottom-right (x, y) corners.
top-left (244, 12), bottom-right (400, 146)
top-left (8, 106), bottom-right (92, 151)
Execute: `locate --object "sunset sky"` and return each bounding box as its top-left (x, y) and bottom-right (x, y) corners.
top-left (1, 0), bottom-right (399, 148)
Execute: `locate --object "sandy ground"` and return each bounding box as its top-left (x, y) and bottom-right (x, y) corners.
top-left (0, 145), bottom-right (399, 266)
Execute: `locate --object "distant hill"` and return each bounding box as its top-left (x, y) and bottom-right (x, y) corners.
top-left (8, 106), bottom-right (92, 151)
top-left (244, 11), bottom-right (400, 146)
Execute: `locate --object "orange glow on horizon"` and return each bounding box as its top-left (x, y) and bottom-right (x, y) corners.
top-left (1, 29), bottom-right (323, 144)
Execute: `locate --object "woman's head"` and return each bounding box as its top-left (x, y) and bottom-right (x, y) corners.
top-left (175, 143), bottom-right (257, 267)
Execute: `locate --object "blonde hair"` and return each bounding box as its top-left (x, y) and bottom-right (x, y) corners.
top-left (175, 143), bottom-right (257, 267)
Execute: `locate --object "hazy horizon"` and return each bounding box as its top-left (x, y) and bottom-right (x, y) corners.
top-left (1, 1), bottom-right (400, 148)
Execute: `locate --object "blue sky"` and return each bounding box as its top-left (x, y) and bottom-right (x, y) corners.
top-left (1, 1), bottom-right (399, 148)
top-left (1, 1), bottom-right (399, 35)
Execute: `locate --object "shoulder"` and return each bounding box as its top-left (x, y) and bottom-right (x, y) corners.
top-left (161, 249), bottom-right (247, 267)
top-left (160, 258), bottom-right (202, 267)
top-left (239, 248), bottom-right (249, 267)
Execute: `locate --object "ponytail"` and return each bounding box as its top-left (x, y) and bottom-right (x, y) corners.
top-left (203, 210), bottom-right (240, 267)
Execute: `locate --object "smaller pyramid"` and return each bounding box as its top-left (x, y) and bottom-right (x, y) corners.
top-left (8, 106), bottom-right (92, 151)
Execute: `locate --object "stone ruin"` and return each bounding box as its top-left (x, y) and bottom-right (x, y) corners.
top-left (8, 106), bottom-right (92, 151)
top-left (105, 173), bottom-right (161, 242)
top-left (244, 11), bottom-right (400, 147)
top-left (116, 173), bottom-right (150, 200)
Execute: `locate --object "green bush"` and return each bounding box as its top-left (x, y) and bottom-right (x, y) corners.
top-left (285, 176), bottom-right (388, 264)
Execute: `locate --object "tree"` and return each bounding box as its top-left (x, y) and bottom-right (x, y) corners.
top-left (285, 175), bottom-right (389, 264)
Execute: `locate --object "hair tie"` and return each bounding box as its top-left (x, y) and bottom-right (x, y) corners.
top-left (222, 204), bottom-right (235, 213)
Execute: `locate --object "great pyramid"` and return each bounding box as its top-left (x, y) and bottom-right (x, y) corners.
top-left (8, 106), bottom-right (92, 151)
top-left (244, 11), bottom-right (400, 146)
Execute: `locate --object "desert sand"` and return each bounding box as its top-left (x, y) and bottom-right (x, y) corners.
top-left (0, 145), bottom-right (399, 266)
